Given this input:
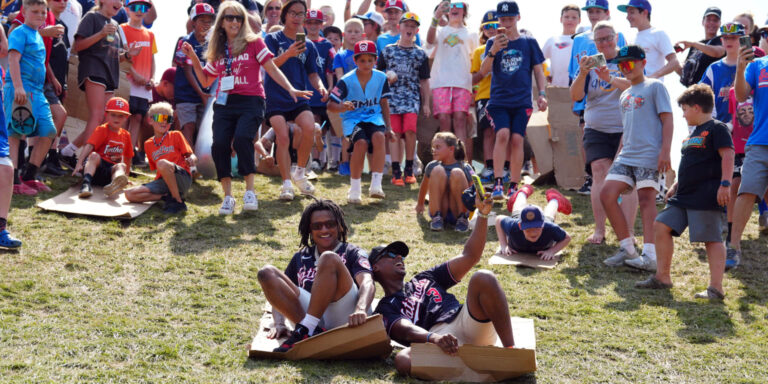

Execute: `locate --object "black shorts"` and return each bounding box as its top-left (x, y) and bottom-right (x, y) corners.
top-left (311, 106), bottom-right (331, 130)
top-left (129, 96), bottom-right (150, 116)
top-left (270, 128), bottom-right (298, 164)
top-left (347, 122), bottom-right (385, 154)
top-left (582, 128), bottom-right (622, 165)
top-left (733, 153), bottom-right (745, 179)
top-left (89, 160), bottom-right (115, 186)
top-left (475, 99), bottom-right (491, 132)
top-left (265, 104), bottom-right (313, 127)
top-left (80, 76), bottom-right (117, 92)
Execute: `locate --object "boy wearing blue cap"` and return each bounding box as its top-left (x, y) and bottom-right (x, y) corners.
top-left (495, 185), bottom-right (572, 260)
top-left (618, 0), bottom-right (680, 82)
top-left (480, 0), bottom-right (548, 201)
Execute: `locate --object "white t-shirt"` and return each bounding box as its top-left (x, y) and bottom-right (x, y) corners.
top-left (61, 0), bottom-right (82, 56)
top-left (542, 34), bottom-right (573, 87)
top-left (633, 27), bottom-right (675, 82)
top-left (429, 25), bottom-right (478, 91)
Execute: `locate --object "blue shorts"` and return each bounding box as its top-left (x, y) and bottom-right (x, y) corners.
top-left (3, 86), bottom-right (57, 139)
top-left (0, 106), bottom-right (8, 157)
top-left (487, 105), bottom-right (532, 136)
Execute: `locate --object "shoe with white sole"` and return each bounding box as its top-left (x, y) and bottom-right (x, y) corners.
top-left (604, 248), bottom-right (638, 267)
top-left (219, 196), bottom-right (236, 215)
top-left (103, 174), bottom-right (128, 196)
top-left (369, 185), bottom-right (385, 199)
top-left (243, 190), bottom-right (258, 211)
top-left (279, 185), bottom-right (295, 201)
top-left (348, 188), bottom-right (362, 204)
top-left (624, 253), bottom-right (657, 272)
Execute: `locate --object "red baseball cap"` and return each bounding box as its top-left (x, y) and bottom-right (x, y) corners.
top-left (306, 9), bottom-right (324, 22)
top-left (105, 97), bottom-right (131, 116)
top-left (190, 3), bottom-right (215, 20)
top-left (354, 40), bottom-right (377, 57)
top-left (384, 0), bottom-right (404, 11)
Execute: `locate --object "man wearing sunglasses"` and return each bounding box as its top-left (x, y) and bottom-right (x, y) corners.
top-left (677, 7), bottom-right (726, 88)
top-left (370, 193), bottom-right (517, 379)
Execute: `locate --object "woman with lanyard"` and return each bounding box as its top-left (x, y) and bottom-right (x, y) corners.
top-left (182, 1), bottom-right (311, 215)
top-left (264, 0), bottom-right (328, 201)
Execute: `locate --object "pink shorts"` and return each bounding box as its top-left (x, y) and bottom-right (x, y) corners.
top-left (432, 87), bottom-right (472, 116)
top-left (391, 113), bottom-right (418, 135)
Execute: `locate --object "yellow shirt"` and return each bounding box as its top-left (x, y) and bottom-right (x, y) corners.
top-left (471, 45), bottom-right (492, 101)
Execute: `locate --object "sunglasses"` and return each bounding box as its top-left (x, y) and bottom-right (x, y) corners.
top-left (618, 60), bottom-right (638, 72)
top-left (128, 3), bottom-right (150, 13)
top-left (483, 23), bottom-right (499, 30)
top-left (310, 220), bottom-right (337, 231)
top-left (150, 114), bottom-right (174, 124)
top-left (449, 3), bottom-right (465, 9)
top-left (266, 6), bottom-right (281, 11)
top-left (223, 14), bottom-right (245, 23)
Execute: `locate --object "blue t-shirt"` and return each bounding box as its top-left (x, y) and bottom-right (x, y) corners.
top-left (329, 69), bottom-right (391, 136)
top-left (0, 95), bottom-right (7, 157)
top-left (744, 57), bottom-right (768, 146)
top-left (499, 215), bottom-right (567, 253)
top-left (376, 32), bottom-right (422, 54)
top-left (5, 24), bottom-right (46, 92)
top-left (332, 49), bottom-right (357, 75)
top-left (485, 35), bottom-right (545, 109)
top-left (309, 37), bottom-right (335, 108)
top-left (173, 32), bottom-right (209, 104)
top-left (284, 243), bottom-right (372, 292)
top-left (264, 31), bottom-right (320, 113)
top-left (700, 59), bottom-right (736, 123)
top-left (568, 31), bottom-right (627, 112)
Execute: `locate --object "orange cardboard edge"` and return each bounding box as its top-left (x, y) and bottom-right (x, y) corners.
top-left (488, 247), bottom-right (560, 269)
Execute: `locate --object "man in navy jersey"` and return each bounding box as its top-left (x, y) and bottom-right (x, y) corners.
top-left (257, 199), bottom-right (375, 352)
top-left (371, 193), bottom-right (517, 379)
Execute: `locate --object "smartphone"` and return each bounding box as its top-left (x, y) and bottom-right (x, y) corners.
top-left (296, 33), bottom-right (306, 44)
top-left (472, 175), bottom-right (486, 197)
top-left (739, 35), bottom-right (751, 49)
top-left (587, 53), bottom-right (606, 69)
top-left (497, 27), bottom-right (506, 35)
top-left (673, 44), bottom-right (684, 53)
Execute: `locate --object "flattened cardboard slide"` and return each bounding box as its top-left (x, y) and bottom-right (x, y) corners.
top-left (249, 313), bottom-right (392, 361)
top-left (546, 87), bottom-right (585, 190)
top-left (526, 110), bottom-right (553, 176)
top-left (488, 246), bottom-right (560, 270)
top-left (411, 317), bottom-right (537, 382)
top-left (37, 187), bottom-right (155, 219)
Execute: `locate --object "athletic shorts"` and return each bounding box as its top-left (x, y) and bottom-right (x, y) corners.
top-left (475, 99), bottom-right (491, 132)
top-left (43, 83), bottom-right (61, 105)
top-left (583, 128), bottom-right (622, 165)
top-left (80, 76), bottom-right (116, 92)
top-left (265, 104), bottom-right (312, 127)
top-left (176, 102), bottom-right (204, 128)
top-left (390, 113), bottom-right (417, 135)
top-left (142, 164), bottom-right (193, 198)
top-left (656, 204), bottom-right (724, 243)
top-left (432, 87), bottom-right (472, 116)
top-left (733, 153), bottom-right (745, 179)
top-left (89, 160), bottom-right (116, 186)
top-left (487, 105), bottom-right (532, 136)
top-left (3, 87), bottom-right (57, 139)
top-left (348, 122), bottom-right (385, 154)
top-left (129, 96), bottom-right (150, 116)
top-left (429, 304), bottom-right (497, 346)
top-left (0, 156), bottom-right (13, 167)
top-left (295, 282), bottom-right (368, 330)
top-left (311, 106), bottom-right (331, 130)
top-left (605, 162), bottom-right (660, 192)
top-left (738, 145), bottom-right (768, 198)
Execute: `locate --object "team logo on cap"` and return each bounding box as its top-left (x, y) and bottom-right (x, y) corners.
top-left (587, 0), bottom-right (596, 6)
top-left (526, 211), bottom-right (536, 220)
top-left (620, 46), bottom-right (628, 56)
top-left (358, 258), bottom-right (371, 269)
top-left (309, 10), bottom-right (318, 17)
top-left (502, 4), bottom-right (509, 11)
top-left (360, 42), bottom-right (369, 51)
top-left (115, 99), bottom-right (125, 108)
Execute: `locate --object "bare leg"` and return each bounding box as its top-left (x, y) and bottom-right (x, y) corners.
top-left (269, 115), bottom-right (292, 181)
top-left (600, 180), bottom-right (633, 241)
top-left (637, 188), bottom-right (658, 245)
top-left (730, 193), bottom-right (758, 250)
top-left (156, 159), bottom-right (182, 202)
top-left (404, 131), bottom-right (416, 162)
top-left (705, 241), bottom-right (725, 293)
top-left (507, 133), bottom-right (524, 185)
top-left (257, 265), bottom-right (304, 324)
top-left (350, 140), bottom-right (367, 179)
top-left (29, 137), bottom-right (52, 167)
top-left (453, 111), bottom-right (470, 162)
top-left (653, 221), bottom-right (674, 285)
top-left (428, 165), bottom-right (447, 217)
top-left (73, 81), bottom-right (110, 147)
top-left (588, 158), bottom-right (612, 244)
top-left (620, 188), bottom-right (639, 239)
top-left (125, 186), bottom-right (164, 203)
top-left (448, 168), bottom-right (469, 215)
top-left (394, 348), bottom-right (412, 377)
top-left (220, 177), bottom-right (232, 197)
top-left (305, 252), bottom-right (354, 319)
top-left (492, 129), bottom-right (510, 179)
top-left (0, 165), bottom-right (13, 217)
top-left (83, 152), bottom-right (101, 176)
top-left (181, 122), bottom-right (196, 147)
top-left (465, 270), bottom-right (514, 347)
top-left (370, 132), bottom-right (385, 173)
top-left (437, 113), bottom-right (451, 133)
top-left (295, 111), bottom-right (316, 169)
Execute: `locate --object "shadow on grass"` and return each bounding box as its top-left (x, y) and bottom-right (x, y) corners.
top-left (729, 238), bottom-right (768, 324)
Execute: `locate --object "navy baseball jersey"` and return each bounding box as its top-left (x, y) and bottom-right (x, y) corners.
top-left (284, 243), bottom-right (372, 292)
top-left (374, 263), bottom-right (463, 343)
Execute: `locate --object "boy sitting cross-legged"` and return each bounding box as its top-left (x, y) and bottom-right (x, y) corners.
top-left (125, 102), bottom-right (196, 214)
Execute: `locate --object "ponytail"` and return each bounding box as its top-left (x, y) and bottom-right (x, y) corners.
top-left (433, 132), bottom-right (466, 162)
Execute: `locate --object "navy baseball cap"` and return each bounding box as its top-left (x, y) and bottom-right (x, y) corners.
top-left (496, 1), bottom-right (519, 17)
top-left (615, 44), bottom-right (646, 62)
top-left (702, 6), bottom-right (721, 19)
top-left (369, 241), bottom-right (409, 265)
top-left (617, 0), bottom-right (651, 13)
top-left (582, 0), bottom-right (609, 11)
top-left (520, 206), bottom-right (544, 230)
top-left (481, 10), bottom-right (498, 25)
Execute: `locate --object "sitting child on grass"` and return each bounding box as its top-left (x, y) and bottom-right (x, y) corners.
top-left (495, 185), bottom-right (572, 260)
top-left (73, 97), bottom-right (133, 198)
top-left (254, 123), bottom-right (323, 177)
top-left (415, 132), bottom-right (473, 232)
top-left (125, 102), bottom-right (196, 214)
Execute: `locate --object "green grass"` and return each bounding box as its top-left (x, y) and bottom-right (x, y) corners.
top-left (2, 172), bottom-right (768, 383)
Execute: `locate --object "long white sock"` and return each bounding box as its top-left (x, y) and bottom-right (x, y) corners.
top-left (283, 179), bottom-right (293, 189)
top-left (642, 243), bottom-right (656, 260)
top-left (329, 135), bottom-right (341, 163)
top-left (619, 237), bottom-right (637, 256)
top-left (61, 143), bottom-right (78, 157)
top-left (299, 314), bottom-right (320, 333)
top-left (350, 178), bottom-right (362, 193)
top-left (294, 166), bottom-right (306, 179)
top-left (371, 172), bottom-right (383, 189)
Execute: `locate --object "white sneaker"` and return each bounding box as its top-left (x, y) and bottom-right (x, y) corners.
top-left (279, 185), bottom-right (295, 201)
top-left (219, 196), bottom-right (236, 215)
top-left (348, 188), bottom-right (362, 204)
top-left (383, 161), bottom-right (391, 175)
top-left (369, 185), bottom-right (385, 199)
top-left (413, 156), bottom-right (423, 177)
top-left (294, 177), bottom-right (315, 195)
top-left (243, 190), bottom-right (258, 211)
top-left (604, 248), bottom-right (638, 267)
top-left (625, 253), bottom-right (657, 272)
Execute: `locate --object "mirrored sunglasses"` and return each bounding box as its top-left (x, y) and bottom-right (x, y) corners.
top-left (150, 114), bottom-right (174, 124)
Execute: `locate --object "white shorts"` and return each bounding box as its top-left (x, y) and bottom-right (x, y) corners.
top-left (605, 162), bottom-right (660, 192)
top-left (296, 283), bottom-right (365, 329)
top-left (0, 157), bottom-right (13, 167)
top-left (428, 305), bottom-right (497, 346)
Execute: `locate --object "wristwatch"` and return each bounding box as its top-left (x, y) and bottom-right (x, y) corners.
top-left (720, 180), bottom-right (731, 187)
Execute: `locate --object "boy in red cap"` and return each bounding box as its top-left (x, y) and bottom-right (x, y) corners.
top-left (73, 97), bottom-right (134, 198)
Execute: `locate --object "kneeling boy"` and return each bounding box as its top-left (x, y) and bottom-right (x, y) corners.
top-left (73, 97), bottom-right (134, 198)
top-left (125, 102), bottom-right (196, 214)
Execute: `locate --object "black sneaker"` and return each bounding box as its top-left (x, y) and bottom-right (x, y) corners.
top-left (273, 324), bottom-right (325, 352)
top-left (133, 150), bottom-right (148, 168)
top-left (60, 154), bottom-right (77, 170)
top-left (42, 151), bottom-right (67, 176)
top-left (163, 199), bottom-right (187, 214)
top-left (577, 176), bottom-right (592, 195)
top-left (78, 182), bottom-right (93, 198)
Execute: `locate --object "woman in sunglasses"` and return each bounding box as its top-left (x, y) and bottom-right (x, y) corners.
top-left (257, 199), bottom-right (375, 353)
top-left (261, 0), bottom-right (282, 34)
top-left (182, 1), bottom-right (311, 214)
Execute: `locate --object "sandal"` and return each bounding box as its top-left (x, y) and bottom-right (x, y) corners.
top-left (635, 276), bottom-right (673, 290)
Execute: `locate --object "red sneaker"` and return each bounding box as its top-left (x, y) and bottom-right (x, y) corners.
top-left (391, 176), bottom-right (405, 186)
top-left (546, 188), bottom-right (572, 215)
top-left (506, 184), bottom-right (535, 212)
top-left (22, 179), bottom-right (51, 192)
top-left (404, 175), bottom-right (417, 184)
top-left (13, 183), bottom-right (38, 196)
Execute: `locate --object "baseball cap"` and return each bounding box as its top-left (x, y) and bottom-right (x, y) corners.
top-left (520, 206), bottom-right (544, 230)
top-left (306, 9), bottom-right (324, 22)
top-left (702, 6), bottom-right (721, 19)
top-left (400, 12), bottom-right (420, 26)
top-left (125, 0), bottom-right (152, 7)
top-left (354, 40), bottom-right (377, 57)
top-left (356, 11), bottom-right (385, 28)
top-left (160, 67), bottom-right (176, 84)
top-left (718, 22), bottom-right (745, 37)
top-left (189, 3), bottom-right (215, 20)
top-left (384, 0), bottom-right (404, 11)
top-left (582, 0), bottom-right (609, 11)
top-left (617, 0), bottom-right (651, 13)
top-left (615, 44), bottom-right (646, 62)
top-left (105, 97), bottom-right (131, 116)
top-left (496, 1), bottom-right (519, 17)
top-left (369, 241), bottom-right (409, 265)
top-left (481, 11), bottom-right (498, 26)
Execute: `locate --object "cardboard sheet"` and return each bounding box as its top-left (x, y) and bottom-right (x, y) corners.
top-left (410, 317), bottom-right (537, 382)
top-left (546, 87), bottom-right (585, 190)
top-left (526, 110), bottom-right (553, 177)
top-left (249, 313), bottom-right (392, 361)
top-left (37, 186), bottom-right (155, 219)
top-left (488, 247), bottom-right (560, 269)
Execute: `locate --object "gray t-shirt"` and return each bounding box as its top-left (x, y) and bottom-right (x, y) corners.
top-left (581, 63), bottom-right (624, 134)
top-left (75, 11), bottom-right (123, 88)
top-left (615, 79), bottom-right (673, 169)
top-left (424, 160), bottom-right (474, 183)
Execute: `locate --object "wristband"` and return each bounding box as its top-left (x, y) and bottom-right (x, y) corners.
top-left (431, 18), bottom-right (438, 27)
top-left (538, 90), bottom-right (546, 97)
top-left (426, 332), bottom-right (433, 343)
top-left (476, 212), bottom-right (489, 219)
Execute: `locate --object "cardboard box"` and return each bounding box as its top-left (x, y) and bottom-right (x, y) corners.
top-left (546, 87), bottom-right (585, 190)
top-left (37, 186), bottom-right (156, 219)
top-left (249, 313), bottom-right (392, 361)
top-left (526, 110), bottom-right (553, 176)
top-left (488, 247), bottom-right (560, 270)
top-left (410, 317), bottom-right (537, 382)
top-left (64, 56), bottom-right (131, 122)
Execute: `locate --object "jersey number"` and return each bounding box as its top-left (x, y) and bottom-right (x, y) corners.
top-left (426, 288), bottom-right (442, 303)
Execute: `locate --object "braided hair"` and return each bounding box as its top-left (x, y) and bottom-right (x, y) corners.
top-left (298, 198), bottom-right (348, 249)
